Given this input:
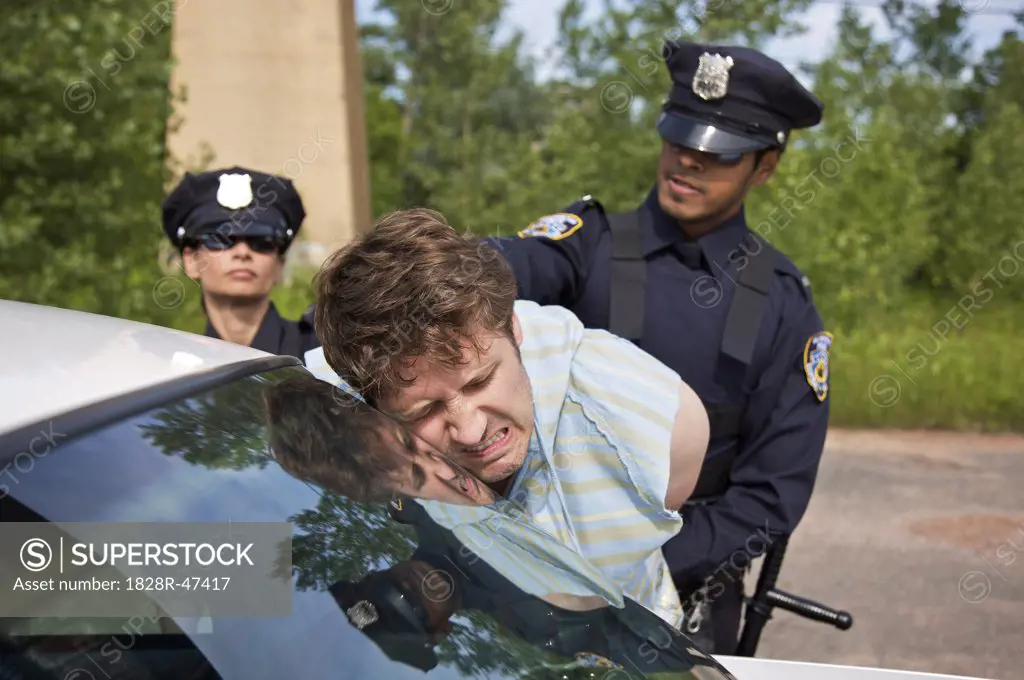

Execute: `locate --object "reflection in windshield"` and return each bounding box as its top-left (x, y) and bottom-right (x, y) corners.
top-left (263, 374), bottom-right (498, 506)
top-left (261, 375), bottom-right (624, 602)
top-left (258, 372), bottom-right (736, 678)
top-left (320, 496), bottom-right (732, 677)
top-left (8, 366), bottom-right (737, 679)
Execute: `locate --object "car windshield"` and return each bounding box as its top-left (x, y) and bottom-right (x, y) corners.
top-left (0, 364), bottom-right (735, 680)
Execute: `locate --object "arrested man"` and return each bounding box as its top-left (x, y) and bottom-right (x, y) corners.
top-left (303, 207), bottom-right (711, 629)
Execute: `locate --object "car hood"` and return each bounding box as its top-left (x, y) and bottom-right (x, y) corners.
top-left (714, 656), bottom-right (995, 680)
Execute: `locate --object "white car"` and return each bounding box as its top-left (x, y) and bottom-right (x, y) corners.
top-left (0, 300), bottom-right (994, 680)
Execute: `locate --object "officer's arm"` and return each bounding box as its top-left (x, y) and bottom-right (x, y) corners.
top-left (663, 291), bottom-right (831, 581)
top-left (483, 202), bottom-right (603, 306)
top-left (665, 381), bottom-right (710, 510)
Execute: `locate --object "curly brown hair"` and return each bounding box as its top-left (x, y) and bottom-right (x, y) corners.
top-left (312, 208), bottom-right (517, 405)
top-left (262, 374), bottom-right (408, 503)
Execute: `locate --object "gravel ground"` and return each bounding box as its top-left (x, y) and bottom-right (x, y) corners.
top-left (739, 428), bottom-right (1024, 680)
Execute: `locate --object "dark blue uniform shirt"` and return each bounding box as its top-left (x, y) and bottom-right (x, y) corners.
top-left (205, 301), bottom-right (319, 364)
top-left (484, 188), bottom-right (831, 588)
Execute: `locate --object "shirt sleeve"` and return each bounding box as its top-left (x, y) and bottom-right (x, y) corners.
top-left (662, 287), bottom-right (831, 585)
top-left (483, 201), bottom-right (604, 307)
top-left (568, 328), bottom-right (684, 515)
top-left (303, 347), bottom-right (366, 404)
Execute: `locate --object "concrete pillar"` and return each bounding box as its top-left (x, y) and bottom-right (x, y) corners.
top-left (166, 0), bottom-right (371, 273)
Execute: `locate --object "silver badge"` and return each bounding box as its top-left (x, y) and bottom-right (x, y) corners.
top-left (692, 52), bottom-right (734, 101)
top-left (346, 600), bottom-right (378, 629)
top-left (216, 173), bottom-right (254, 210)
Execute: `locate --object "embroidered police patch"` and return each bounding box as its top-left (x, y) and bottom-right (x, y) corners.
top-left (517, 213), bottom-right (583, 240)
top-left (803, 331), bottom-right (833, 402)
top-left (390, 498), bottom-right (403, 512)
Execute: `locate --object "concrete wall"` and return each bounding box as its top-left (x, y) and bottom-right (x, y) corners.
top-left (166, 0), bottom-right (371, 272)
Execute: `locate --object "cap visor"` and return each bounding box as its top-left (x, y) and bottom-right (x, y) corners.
top-left (657, 111), bottom-right (769, 154)
top-left (227, 221), bottom-right (280, 238)
top-left (192, 219), bottom-right (281, 239)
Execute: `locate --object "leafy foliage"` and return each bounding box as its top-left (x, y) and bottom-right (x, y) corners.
top-left (0, 0), bottom-right (188, 326)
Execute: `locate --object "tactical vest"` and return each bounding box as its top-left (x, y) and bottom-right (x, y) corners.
top-left (606, 209), bottom-right (778, 503)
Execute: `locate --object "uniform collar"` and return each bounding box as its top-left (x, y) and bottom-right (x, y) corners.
top-left (641, 188), bottom-right (752, 274)
top-left (205, 300), bottom-right (284, 354)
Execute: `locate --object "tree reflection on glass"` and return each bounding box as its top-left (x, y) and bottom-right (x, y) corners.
top-left (288, 492), bottom-right (417, 587)
top-left (284, 495), bottom-right (553, 677)
top-left (137, 372), bottom-right (303, 470)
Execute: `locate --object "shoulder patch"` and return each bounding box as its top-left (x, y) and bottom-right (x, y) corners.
top-left (518, 213), bottom-right (583, 241)
top-left (803, 331), bottom-right (833, 402)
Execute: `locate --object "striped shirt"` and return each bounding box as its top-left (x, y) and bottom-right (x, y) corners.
top-left (303, 348), bottom-right (626, 608)
top-left (416, 499), bottom-right (626, 608)
top-left (504, 300), bottom-right (685, 627)
top-left (303, 300), bottom-right (686, 626)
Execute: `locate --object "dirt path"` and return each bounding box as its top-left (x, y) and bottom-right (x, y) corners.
top-left (747, 427), bottom-right (1024, 680)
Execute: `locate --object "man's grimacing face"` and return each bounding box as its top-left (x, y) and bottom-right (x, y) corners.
top-left (377, 314), bottom-right (535, 494)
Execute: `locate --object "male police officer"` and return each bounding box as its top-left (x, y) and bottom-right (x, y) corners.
top-left (484, 40), bottom-right (834, 653)
top-left (162, 166), bottom-right (319, 361)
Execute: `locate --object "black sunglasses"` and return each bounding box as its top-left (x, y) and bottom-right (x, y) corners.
top-left (193, 233), bottom-right (283, 254)
top-left (666, 140), bottom-right (748, 167)
top-left (703, 151), bottom-right (747, 166)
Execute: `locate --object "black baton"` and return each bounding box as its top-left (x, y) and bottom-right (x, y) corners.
top-left (735, 534), bottom-right (854, 657)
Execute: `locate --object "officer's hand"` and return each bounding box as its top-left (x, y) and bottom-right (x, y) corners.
top-left (389, 560), bottom-right (460, 639)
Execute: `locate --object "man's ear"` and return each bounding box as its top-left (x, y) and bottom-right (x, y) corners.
top-left (512, 312), bottom-right (523, 346)
top-left (181, 247), bottom-right (203, 281)
top-left (750, 149), bottom-right (781, 187)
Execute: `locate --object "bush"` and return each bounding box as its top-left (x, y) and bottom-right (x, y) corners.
top-left (828, 293), bottom-right (1023, 432)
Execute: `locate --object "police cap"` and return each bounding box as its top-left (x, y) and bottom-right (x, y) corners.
top-left (329, 576), bottom-right (439, 671)
top-left (657, 40), bottom-right (824, 154)
top-left (161, 166), bottom-right (306, 251)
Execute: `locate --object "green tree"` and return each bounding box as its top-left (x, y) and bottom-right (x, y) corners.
top-left (358, 0), bottom-right (549, 231)
top-left (0, 1), bottom-right (189, 327)
top-left (753, 6), bottom-right (944, 323)
top-left (940, 97), bottom-right (1024, 299)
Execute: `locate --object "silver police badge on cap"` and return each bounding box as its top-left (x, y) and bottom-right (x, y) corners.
top-left (692, 52), bottom-right (734, 101)
top-left (216, 173), bottom-right (254, 210)
top-left (346, 600), bottom-right (378, 630)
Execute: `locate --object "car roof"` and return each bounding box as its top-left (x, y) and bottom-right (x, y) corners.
top-left (0, 299), bottom-right (274, 436)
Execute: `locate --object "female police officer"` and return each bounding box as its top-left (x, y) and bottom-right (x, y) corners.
top-left (484, 40), bottom-right (835, 654)
top-left (162, 166), bottom-right (319, 362)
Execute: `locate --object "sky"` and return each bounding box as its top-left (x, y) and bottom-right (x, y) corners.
top-left (355, 0), bottom-right (1021, 86)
